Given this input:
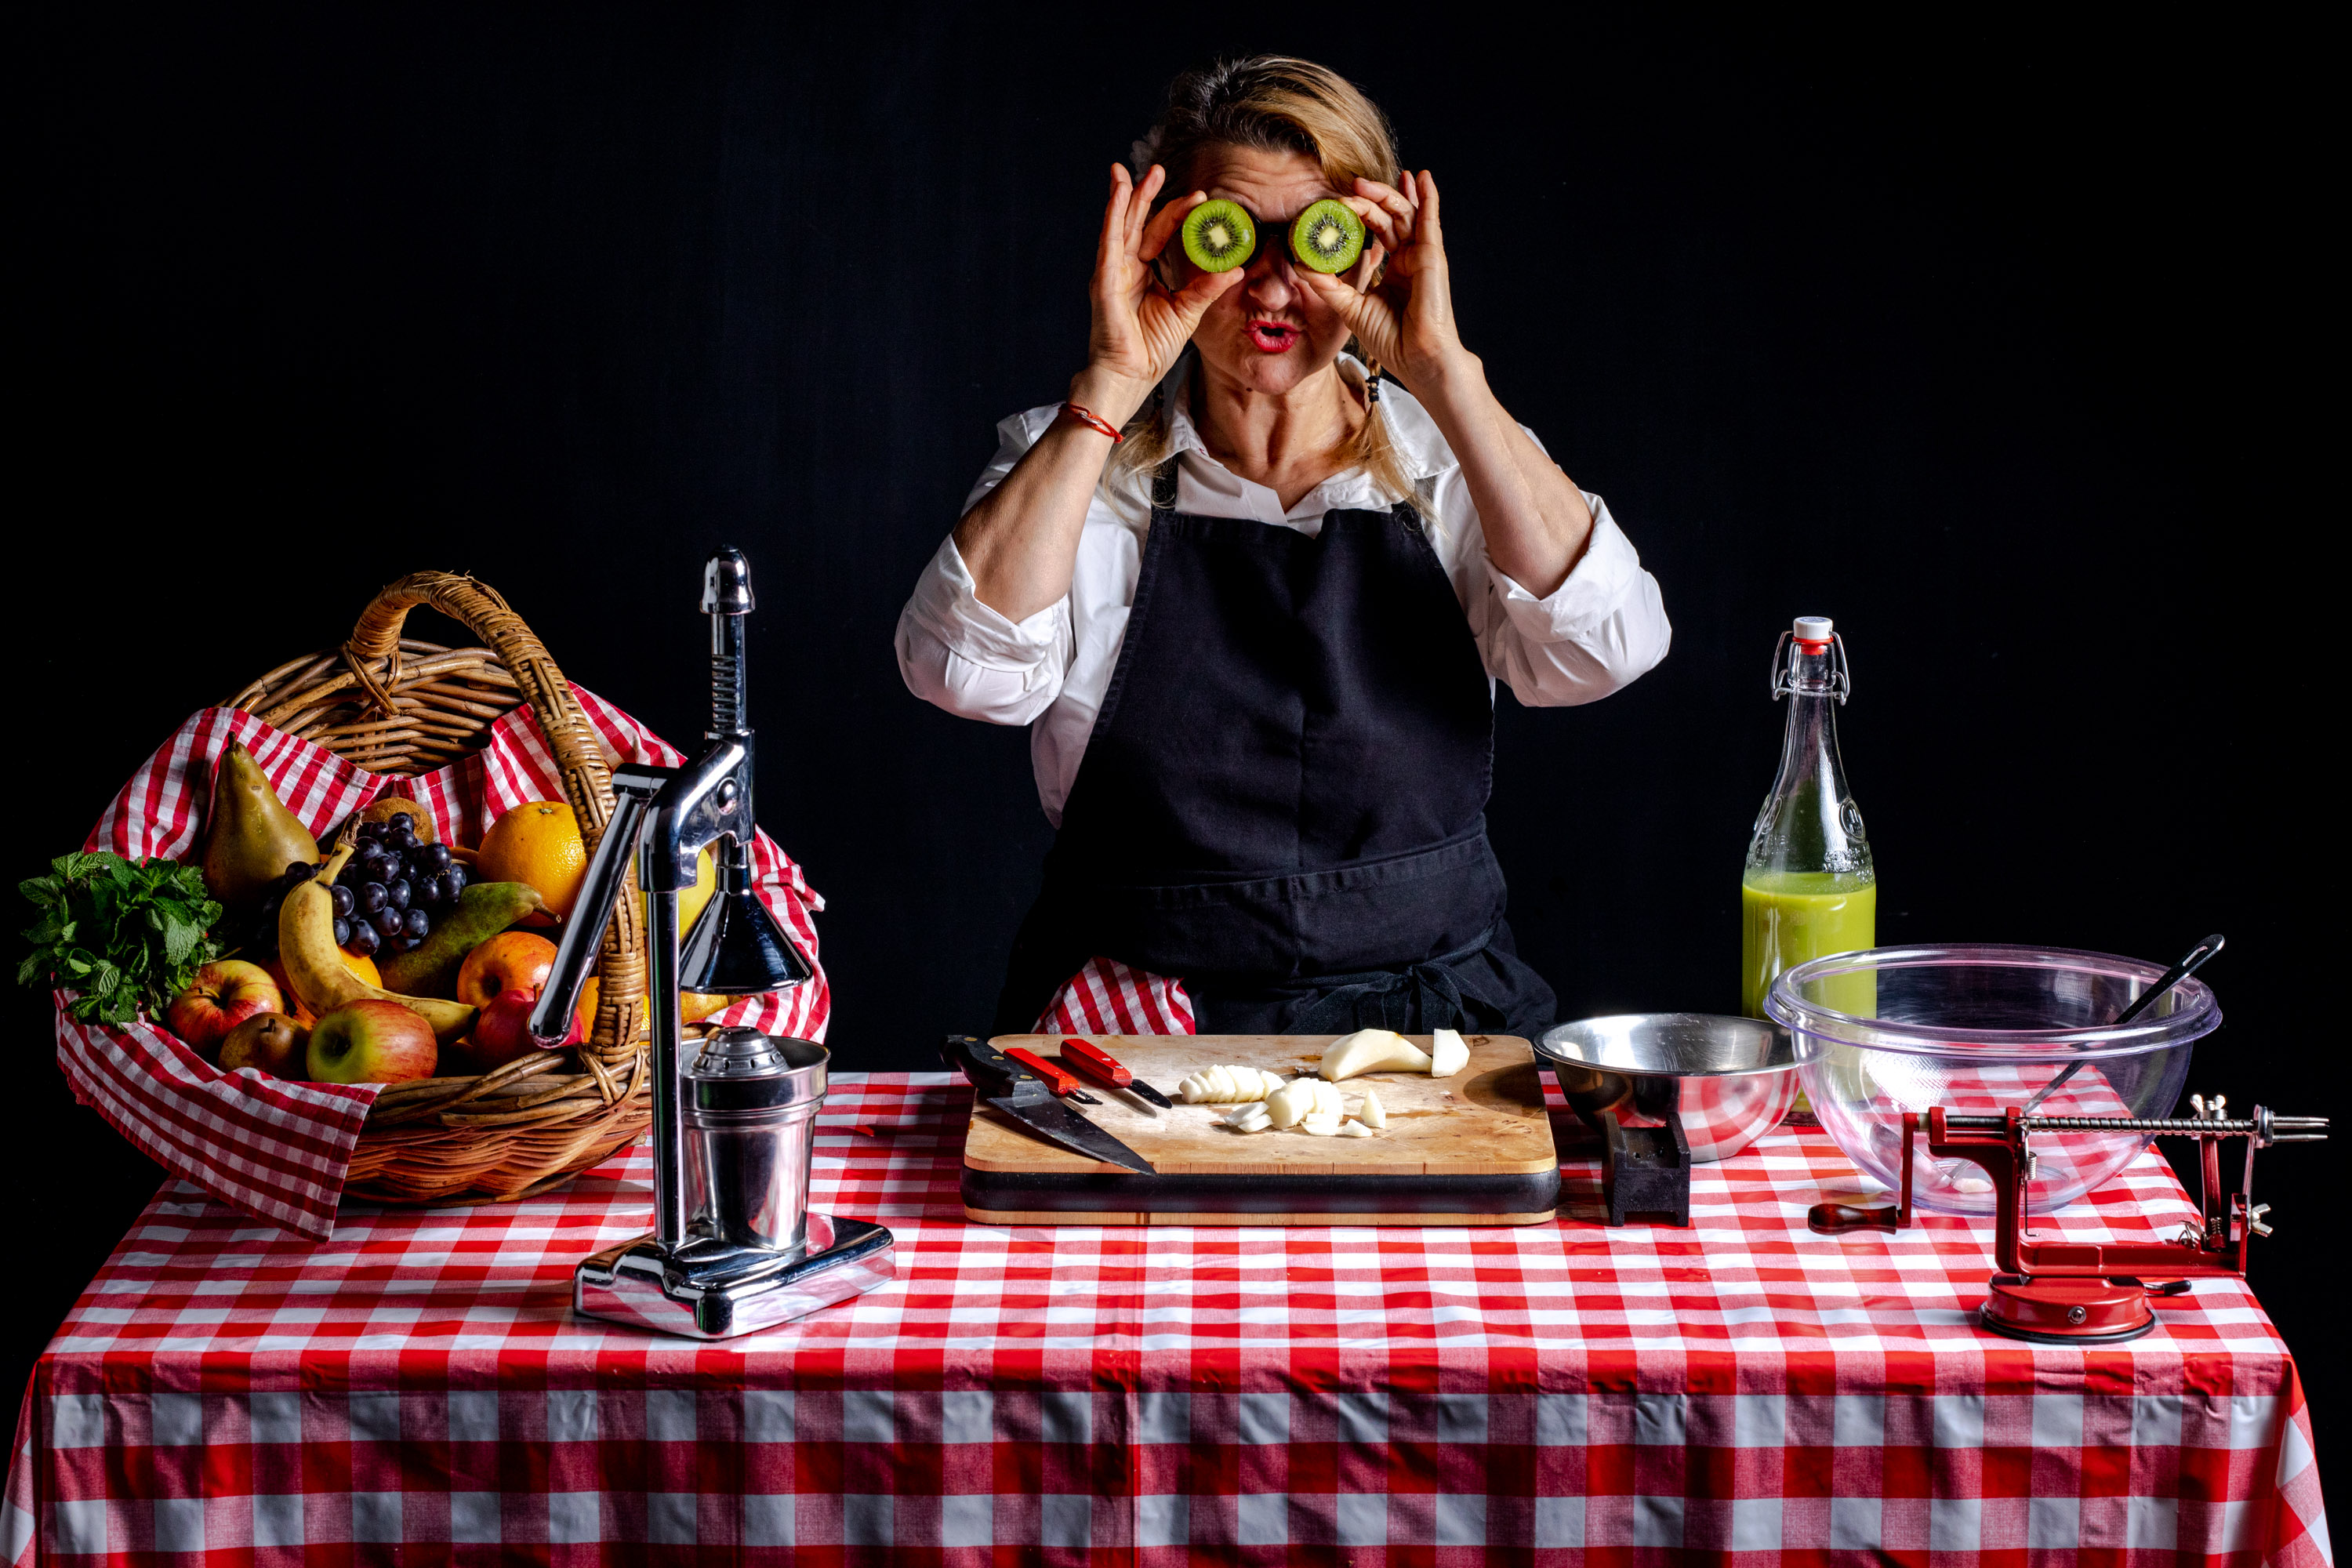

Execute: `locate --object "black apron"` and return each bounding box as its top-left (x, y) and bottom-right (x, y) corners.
top-left (993, 458), bottom-right (1557, 1039)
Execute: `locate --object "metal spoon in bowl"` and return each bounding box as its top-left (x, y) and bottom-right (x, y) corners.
top-left (2019, 933), bottom-right (2225, 1114)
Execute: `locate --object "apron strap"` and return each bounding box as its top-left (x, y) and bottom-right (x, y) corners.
top-left (1152, 456), bottom-right (1179, 512)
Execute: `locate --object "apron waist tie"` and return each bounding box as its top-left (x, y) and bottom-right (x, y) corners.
top-left (1272, 927), bottom-right (1499, 1036)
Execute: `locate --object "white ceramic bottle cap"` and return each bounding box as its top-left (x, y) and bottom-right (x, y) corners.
top-left (1793, 615), bottom-right (1834, 642)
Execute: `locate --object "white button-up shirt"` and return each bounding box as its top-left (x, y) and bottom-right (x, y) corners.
top-left (896, 358), bottom-right (1672, 825)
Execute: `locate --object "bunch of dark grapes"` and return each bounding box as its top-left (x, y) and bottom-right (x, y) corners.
top-left (334, 811), bottom-right (466, 956)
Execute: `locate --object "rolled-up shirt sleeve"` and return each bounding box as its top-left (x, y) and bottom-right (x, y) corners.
top-left (1467, 492), bottom-right (1673, 706)
top-left (894, 409), bottom-right (1073, 725)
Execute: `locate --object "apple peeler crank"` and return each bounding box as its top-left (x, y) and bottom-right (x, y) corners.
top-left (529, 549), bottom-right (895, 1338)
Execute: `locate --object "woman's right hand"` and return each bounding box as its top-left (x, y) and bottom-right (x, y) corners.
top-left (1078, 164), bottom-right (1247, 423)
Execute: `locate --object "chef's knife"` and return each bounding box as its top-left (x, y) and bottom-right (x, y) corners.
top-left (942, 1036), bottom-right (1156, 1174)
top-left (1058, 1038), bottom-right (1175, 1110)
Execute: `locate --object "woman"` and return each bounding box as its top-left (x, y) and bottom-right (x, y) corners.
top-left (898, 57), bottom-right (1669, 1040)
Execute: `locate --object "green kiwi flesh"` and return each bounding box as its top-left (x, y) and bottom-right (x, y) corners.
top-left (1290, 199), bottom-right (1366, 274)
top-left (1181, 199), bottom-right (1256, 273)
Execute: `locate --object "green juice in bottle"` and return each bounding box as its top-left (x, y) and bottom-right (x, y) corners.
top-left (1743, 616), bottom-right (1875, 1023)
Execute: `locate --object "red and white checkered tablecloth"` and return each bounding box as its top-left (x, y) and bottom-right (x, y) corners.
top-left (5, 1073), bottom-right (2328, 1566)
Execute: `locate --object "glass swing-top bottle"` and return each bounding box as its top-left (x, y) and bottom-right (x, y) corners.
top-left (1741, 615), bottom-right (1876, 1018)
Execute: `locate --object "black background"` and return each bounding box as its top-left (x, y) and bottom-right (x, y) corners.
top-left (13, 9), bottom-right (2336, 1458)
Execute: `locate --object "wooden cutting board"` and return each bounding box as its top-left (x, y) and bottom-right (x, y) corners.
top-left (962, 1033), bottom-right (1558, 1226)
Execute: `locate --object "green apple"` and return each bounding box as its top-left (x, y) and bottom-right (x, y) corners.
top-left (308, 999), bottom-right (438, 1084)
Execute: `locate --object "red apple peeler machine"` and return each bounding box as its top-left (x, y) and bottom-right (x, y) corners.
top-left (1809, 1094), bottom-right (2327, 1343)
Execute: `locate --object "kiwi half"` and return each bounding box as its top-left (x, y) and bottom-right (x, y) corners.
top-left (1290, 199), bottom-right (1367, 274)
top-left (1181, 199), bottom-right (1256, 273)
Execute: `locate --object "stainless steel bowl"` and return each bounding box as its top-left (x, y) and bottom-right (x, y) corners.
top-left (1536, 1013), bottom-right (1806, 1163)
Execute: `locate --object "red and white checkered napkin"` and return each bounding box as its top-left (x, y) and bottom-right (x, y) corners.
top-left (54, 688), bottom-right (829, 1242)
top-left (1040, 956), bottom-right (1195, 1034)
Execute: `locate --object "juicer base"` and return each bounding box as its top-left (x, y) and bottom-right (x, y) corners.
top-left (574, 1213), bottom-right (896, 1339)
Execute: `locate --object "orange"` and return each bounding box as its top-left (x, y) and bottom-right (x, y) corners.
top-left (264, 950), bottom-right (380, 1027)
top-left (477, 800), bottom-right (589, 920)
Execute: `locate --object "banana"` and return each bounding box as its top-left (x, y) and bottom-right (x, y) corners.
top-left (278, 845), bottom-right (477, 1044)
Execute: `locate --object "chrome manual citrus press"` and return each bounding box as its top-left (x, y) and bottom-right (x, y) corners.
top-left (531, 548), bottom-right (894, 1338)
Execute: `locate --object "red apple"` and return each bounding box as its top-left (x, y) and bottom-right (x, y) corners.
top-left (307, 1000), bottom-right (438, 1084)
top-left (166, 960), bottom-right (284, 1058)
top-left (455, 932), bottom-right (558, 1011)
top-left (463, 986), bottom-right (580, 1073)
top-left (218, 1013), bottom-right (309, 1076)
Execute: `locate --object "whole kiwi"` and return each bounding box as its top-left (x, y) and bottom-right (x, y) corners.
top-left (1181, 199), bottom-right (1256, 273)
top-left (1290, 199), bottom-right (1366, 274)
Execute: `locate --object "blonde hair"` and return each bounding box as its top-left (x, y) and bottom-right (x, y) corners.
top-left (1106, 57), bottom-right (1421, 521)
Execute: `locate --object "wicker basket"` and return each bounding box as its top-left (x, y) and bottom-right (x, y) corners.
top-left (225, 572), bottom-right (653, 1204)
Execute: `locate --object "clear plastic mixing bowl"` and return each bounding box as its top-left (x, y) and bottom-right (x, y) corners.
top-left (1766, 944), bottom-right (2216, 1215)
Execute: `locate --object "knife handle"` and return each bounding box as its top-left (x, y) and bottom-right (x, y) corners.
top-left (1058, 1038), bottom-right (1131, 1087)
top-left (1004, 1046), bottom-right (1084, 1098)
top-left (942, 1034), bottom-right (1040, 1104)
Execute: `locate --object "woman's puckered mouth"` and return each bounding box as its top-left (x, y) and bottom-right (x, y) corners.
top-left (1246, 320), bottom-right (1301, 353)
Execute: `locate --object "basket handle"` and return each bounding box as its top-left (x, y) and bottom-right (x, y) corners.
top-left (347, 572), bottom-right (648, 1064)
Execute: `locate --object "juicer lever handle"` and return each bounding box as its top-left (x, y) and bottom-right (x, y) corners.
top-left (528, 764), bottom-right (675, 1046)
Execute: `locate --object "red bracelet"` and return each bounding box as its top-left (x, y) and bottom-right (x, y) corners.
top-left (1062, 401), bottom-right (1123, 443)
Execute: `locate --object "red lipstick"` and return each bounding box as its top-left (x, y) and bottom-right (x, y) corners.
top-left (1246, 320), bottom-right (1300, 354)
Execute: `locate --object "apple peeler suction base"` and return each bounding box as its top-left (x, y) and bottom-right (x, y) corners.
top-left (574, 1213), bottom-right (896, 1340)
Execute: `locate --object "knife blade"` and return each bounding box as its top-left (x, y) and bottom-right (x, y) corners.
top-left (942, 1035), bottom-right (1156, 1174)
top-left (1058, 1038), bottom-right (1174, 1110)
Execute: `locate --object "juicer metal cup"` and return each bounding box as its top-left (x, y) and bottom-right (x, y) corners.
top-left (683, 1026), bottom-right (826, 1257)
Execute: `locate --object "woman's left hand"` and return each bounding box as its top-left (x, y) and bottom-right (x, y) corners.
top-left (1299, 170), bottom-right (1468, 393)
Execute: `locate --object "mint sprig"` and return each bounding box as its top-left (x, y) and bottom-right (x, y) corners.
top-left (19, 851), bottom-right (227, 1028)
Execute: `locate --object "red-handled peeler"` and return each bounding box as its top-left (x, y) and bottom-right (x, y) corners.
top-left (1001, 1047), bottom-right (1101, 1103)
top-left (1058, 1039), bottom-right (1175, 1110)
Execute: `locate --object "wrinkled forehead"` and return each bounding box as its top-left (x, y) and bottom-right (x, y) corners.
top-left (1185, 144), bottom-right (1337, 223)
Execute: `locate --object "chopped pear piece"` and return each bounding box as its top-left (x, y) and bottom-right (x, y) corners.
top-left (1222, 1104), bottom-right (1272, 1132)
top-left (1178, 1065), bottom-right (1287, 1102)
top-left (1337, 1118), bottom-right (1375, 1137)
top-left (1319, 1028), bottom-right (1432, 1081)
top-left (1358, 1090), bottom-right (1388, 1129)
top-left (1298, 1115), bottom-right (1343, 1136)
top-left (1263, 1079), bottom-right (1316, 1128)
top-left (1428, 1028), bottom-right (1469, 1079)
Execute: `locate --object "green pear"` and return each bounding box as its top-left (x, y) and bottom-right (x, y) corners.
top-left (376, 880), bottom-right (546, 998)
top-left (201, 742), bottom-right (320, 908)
